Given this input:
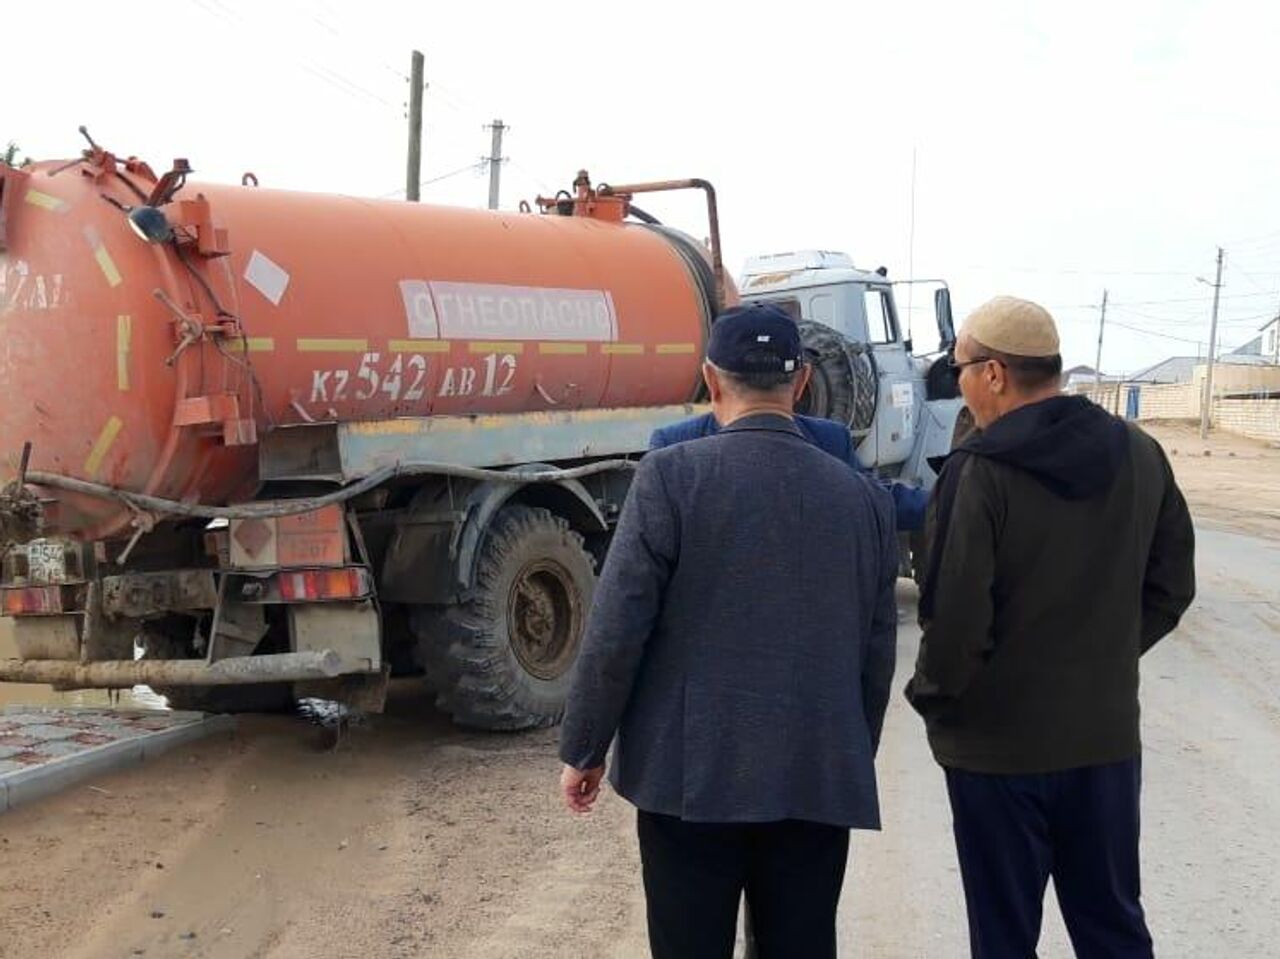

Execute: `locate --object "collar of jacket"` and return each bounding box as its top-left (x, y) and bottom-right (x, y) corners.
top-left (718, 412), bottom-right (804, 437)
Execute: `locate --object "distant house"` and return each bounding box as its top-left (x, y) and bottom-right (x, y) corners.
top-left (1232, 315), bottom-right (1279, 362)
top-left (1061, 364), bottom-right (1123, 389)
top-left (1128, 353), bottom-right (1274, 384)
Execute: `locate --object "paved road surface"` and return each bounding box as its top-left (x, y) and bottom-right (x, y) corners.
top-left (843, 525), bottom-right (1280, 957)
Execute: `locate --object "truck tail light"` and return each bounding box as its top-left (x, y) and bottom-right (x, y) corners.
top-left (2, 586), bottom-right (63, 615)
top-left (276, 568), bottom-right (366, 602)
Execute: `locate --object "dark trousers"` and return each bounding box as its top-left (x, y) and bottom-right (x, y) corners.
top-left (636, 810), bottom-right (849, 959)
top-left (945, 757), bottom-right (1153, 959)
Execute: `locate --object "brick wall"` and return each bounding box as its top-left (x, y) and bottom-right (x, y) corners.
top-left (1071, 382), bottom-right (1199, 418)
top-left (1215, 399), bottom-right (1280, 443)
top-left (1073, 384), bottom-right (1279, 442)
top-left (1134, 383), bottom-right (1200, 419)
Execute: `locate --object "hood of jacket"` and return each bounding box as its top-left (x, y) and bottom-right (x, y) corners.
top-left (959, 394), bottom-right (1130, 500)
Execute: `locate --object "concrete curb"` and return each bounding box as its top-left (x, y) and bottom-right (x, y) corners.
top-left (0, 710), bottom-right (235, 815)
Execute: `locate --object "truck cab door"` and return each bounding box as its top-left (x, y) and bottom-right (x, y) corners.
top-left (861, 285), bottom-right (917, 469)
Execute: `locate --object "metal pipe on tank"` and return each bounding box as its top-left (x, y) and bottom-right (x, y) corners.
top-left (599, 178), bottom-right (725, 309)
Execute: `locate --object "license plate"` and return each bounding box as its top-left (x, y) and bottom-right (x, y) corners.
top-left (26, 542), bottom-right (67, 584)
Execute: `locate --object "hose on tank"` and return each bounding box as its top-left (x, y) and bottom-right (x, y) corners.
top-left (22, 459), bottom-right (638, 522)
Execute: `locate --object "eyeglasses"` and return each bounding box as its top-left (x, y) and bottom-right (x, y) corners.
top-left (948, 355), bottom-right (1001, 371)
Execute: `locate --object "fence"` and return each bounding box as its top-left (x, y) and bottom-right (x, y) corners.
top-left (1070, 381), bottom-right (1280, 444)
top-left (1215, 398), bottom-right (1280, 443)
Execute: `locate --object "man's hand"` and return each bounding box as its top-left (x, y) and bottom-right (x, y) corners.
top-left (560, 764), bottom-right (605, 814)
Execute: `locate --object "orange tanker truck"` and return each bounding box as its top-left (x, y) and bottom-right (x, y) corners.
top-left (0, 131), bottom-right (731, 726)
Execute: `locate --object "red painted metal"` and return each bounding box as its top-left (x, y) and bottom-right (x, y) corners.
top-left (0, 152), bottom-right (729, 540)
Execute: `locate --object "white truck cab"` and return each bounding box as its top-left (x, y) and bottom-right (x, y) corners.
top-left (739, 250), bottom-right (962, 490)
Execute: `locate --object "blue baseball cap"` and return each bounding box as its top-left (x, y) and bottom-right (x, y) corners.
top-left (706, 303), bottom-right (803, 375)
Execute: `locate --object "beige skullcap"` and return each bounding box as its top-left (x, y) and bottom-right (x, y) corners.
top-left (960, 296), bottom-right (1060, 358)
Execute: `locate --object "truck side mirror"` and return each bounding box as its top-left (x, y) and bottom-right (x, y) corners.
top-left (935, 287), bottom-right (956, 349)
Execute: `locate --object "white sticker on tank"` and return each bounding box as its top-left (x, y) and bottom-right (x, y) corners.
top-left (400, 280), bottom-right (440, 338)
top-left (891, 382), bottom-right (915, 409)
top-left (414, 281), bottom-right (617, 341)
top-left (244, 250), bottom-right (290, 306)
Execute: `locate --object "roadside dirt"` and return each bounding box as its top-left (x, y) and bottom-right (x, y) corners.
top-left (0, 687), bottom-right (649, 959)
top-left (1141, 420), bottom-right (1280, 540)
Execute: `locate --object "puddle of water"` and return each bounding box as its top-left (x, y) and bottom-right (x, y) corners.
top-left (0, 619), bottom-right (168, 711)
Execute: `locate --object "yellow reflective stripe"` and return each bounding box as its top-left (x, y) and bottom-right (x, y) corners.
top-left (388, 339), bottom-right (451, 353)
top-left (116, 315), bottom-right (131, 391)
top-left (468, 342), bottom-right (525, 354)
top-left (24, 190), bottom-right (66, 212)
top-left (601, 343), bottom-right (645, 355)
top-left (227, 337), bottom-right (276, 352)
top-left (296, 338), bottom-right (369, 352)
top-left (655, 343), bottom-right (697, 355)
top-left (538, 342), bottom-right (587, 355)
top-left (93, 246), bottom-right (122, 288)
top-left (84, 416), bottom-right (124, 478)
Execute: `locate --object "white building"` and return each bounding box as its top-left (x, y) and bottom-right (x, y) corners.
top-left (1233, 315), bottom-right (1280, 363)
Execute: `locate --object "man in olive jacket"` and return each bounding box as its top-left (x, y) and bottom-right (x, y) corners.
top-left (906, 296), bottom-right (1195, 959)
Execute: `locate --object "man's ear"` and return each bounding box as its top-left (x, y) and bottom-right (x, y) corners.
top-left (703, 362), bottom-right (723, 402)
top-left (986, 360), bottom-right (1008, 396)
top-left (792, 364), bottom-right (813, 401)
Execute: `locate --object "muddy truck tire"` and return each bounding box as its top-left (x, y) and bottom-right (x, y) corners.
top-left (795, 320), bottom-right (879, 434)
top-left (413, 505), bottom-right (595, 731)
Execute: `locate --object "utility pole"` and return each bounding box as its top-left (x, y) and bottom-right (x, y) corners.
top-left (485, 119), bottom-right (506, 210)
top-left (1199, 246), bottom-right (1225, 439)
top-left (406, 50), bottom-right (425, 202)
top-left (1094, 289), bottom-right (1108, 390)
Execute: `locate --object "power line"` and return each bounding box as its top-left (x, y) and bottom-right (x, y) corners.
top-left (1222, 227), bottom-right (1280, 250)
top-left (507, 157), bottom-right (559, 196)
top-left (379, 161), bottom-right (484, 198)
top-left (1105, 323), bottom-right (1203, 345)
top-left (1107, 289), bottom-right (1279, 307)
top-left (297, 5), bottom-right (409, 81)
top-left (184, 0), bottom-right (402, 115)
top-left (1109, 306), bottom-right (1272, 328)
top-left (962, 265), bottom-right (1196, 277)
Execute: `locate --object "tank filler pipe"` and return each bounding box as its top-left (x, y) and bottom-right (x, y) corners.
top-left (598, 179), bottom-right (724, 308)
top-left (23, 459), bottom-right (638, 522)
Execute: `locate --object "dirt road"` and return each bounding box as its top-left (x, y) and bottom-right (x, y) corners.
top-left (2, 424), bottom-right (1277, 958)
top-left (1142, 421), bottom-right (1280, 541)
top-left (0, 692), bottom-right (650, 959)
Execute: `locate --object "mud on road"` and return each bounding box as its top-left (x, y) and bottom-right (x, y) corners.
top-left (0, 691), bottom-right (650, 959)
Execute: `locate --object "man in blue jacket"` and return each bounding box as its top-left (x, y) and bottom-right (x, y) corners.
top-left (560, 303), bottom-right (899, 958)
top-left (650, 376), bottom-right (927, 533)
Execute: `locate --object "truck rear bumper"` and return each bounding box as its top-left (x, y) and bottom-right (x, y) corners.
top-left (0, 649), bottom-right (361, 688)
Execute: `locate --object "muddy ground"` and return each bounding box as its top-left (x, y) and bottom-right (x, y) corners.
top-left (1, 421), bottom-right (1276, 958)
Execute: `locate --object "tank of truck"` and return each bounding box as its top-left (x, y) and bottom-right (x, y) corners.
top-left (0, 153), bottom-right (718, 540)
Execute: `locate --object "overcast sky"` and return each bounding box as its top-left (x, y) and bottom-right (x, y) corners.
top-left (7, 0), bottom-right (1279, 372)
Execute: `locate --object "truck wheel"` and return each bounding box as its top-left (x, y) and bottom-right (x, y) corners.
top-left (415, 505), bottom-right (595, 731)
top-left (796, 321), bottom-right (879, 433)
